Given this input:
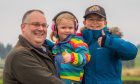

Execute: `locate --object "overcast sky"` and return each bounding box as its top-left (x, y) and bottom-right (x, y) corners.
top-left (0, 0), bottom-right (140, 46)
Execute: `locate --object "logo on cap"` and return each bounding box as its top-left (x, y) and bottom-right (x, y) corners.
top-left (89, 6), bottom-right (100, 12)
top-left (83, 5), bottom-right (106, 18)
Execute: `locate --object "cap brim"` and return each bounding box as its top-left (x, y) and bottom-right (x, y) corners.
top-left (83, 12), bottom-right (106, 18)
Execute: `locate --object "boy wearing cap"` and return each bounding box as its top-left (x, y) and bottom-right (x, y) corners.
top-left (81, 5), bottom-right (138, 84)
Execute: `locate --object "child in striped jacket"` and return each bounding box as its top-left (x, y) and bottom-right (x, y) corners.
top-left (50, 11), bottom-right (90, 84)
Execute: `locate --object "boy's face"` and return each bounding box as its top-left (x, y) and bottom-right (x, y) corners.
top-left (83, 14), bottom-right (107, 30)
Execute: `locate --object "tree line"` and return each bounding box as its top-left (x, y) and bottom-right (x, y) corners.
top-left (0, 42), bottom-right (139, 68)
top-left (0, 42), bottom-right (12, 59)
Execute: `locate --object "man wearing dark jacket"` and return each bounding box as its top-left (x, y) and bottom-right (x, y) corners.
top-left (3, 9), bottom-right (65, 84)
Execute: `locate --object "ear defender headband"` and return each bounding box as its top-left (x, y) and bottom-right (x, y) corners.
top-left (51, 11), bottom-right (79, 32)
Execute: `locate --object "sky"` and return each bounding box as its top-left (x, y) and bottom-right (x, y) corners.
top-left (0, 0), bottom-right (140, 46)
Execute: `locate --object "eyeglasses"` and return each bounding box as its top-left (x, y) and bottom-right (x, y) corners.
top-left (25, 22), bottom-right (49, 28)
top-left (86, 18), bottom-right (105, 22)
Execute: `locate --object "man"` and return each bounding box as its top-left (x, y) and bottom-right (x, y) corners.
top-left (3, 10), bottom-right (65, 84)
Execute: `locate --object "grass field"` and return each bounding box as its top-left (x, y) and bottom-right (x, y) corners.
top-left (0, 79), bottom-right (2, 84)
top-left (122, 49), bottom-right (140, 81)
top-left (0, 77), bottom-right (139, 84)
top-left (135, 49), bottom-right (140, 68)
top-left (0, 60), bottom-right (4, 84)
top-left (122, 76), bottom-right (140, 81)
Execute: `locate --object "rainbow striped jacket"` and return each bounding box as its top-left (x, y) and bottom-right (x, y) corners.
top-left (52, 34), bottom-right (90, 82)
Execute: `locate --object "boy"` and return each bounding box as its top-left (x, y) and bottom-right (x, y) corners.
top-left (81, 5), bottom-right (138, 84)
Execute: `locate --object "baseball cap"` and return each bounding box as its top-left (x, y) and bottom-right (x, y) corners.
top-left (83, 5), bottom-right (106, 18)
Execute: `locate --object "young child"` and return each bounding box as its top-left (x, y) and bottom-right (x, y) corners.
top-left (50, 11), bottom-right (90, 84)
top-left (80, 5), bottom-right (138, 84)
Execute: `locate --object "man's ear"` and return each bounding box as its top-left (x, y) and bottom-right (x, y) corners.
top-left (21, 24), bottom-right (25, 32)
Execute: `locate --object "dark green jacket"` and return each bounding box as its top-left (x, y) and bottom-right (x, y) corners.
top-left (3, 35), bottom-right (65, 84)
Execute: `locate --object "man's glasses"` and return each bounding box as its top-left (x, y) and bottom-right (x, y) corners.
top-left (25, 22), bottom-right (49, 28)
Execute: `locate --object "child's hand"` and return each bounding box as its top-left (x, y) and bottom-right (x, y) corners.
top-left (62, 50), bottom-right (71, 63)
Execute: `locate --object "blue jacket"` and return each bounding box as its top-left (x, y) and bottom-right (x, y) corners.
top-left (81, 27), bottom-right (138, 84)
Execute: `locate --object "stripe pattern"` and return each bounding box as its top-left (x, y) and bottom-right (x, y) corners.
top-left (52, 35), bottom-right (90, 81)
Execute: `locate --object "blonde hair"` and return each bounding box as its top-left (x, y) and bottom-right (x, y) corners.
top-left (50, 13), bottom-right (76, 42)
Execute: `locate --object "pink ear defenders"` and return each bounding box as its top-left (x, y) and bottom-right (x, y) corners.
top-left (51, 11), bottom-right (79, 32)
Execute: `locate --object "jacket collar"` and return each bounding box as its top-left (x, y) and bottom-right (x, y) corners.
top-left (82, 27), bottom-right (109, 45)
top-left (56, 34), bottom-right (75, 45)
top-left (83, 27), bottom-right (109, 38)
top-left (18, 35), bottom-right (53, 60)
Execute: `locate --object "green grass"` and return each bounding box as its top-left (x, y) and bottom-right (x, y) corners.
top-left (122, 49), bottom-right (140, 81)
top-left (135, 49), bottom-right (140, 68)
top-left (122, 76), bottom-right (140, 81)
top-left (0, 59), bottom-right (5, 69)
top-left (0, 79), bottom-right (2, 84)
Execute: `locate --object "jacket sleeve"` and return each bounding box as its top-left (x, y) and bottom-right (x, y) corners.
top-left (44, 39), bottom-right (54, 49)
top-left (69, 37), bottom-right (91, 66)
top-left (12, 51), bottom-right (65, 84)
top-left (104, 35), bottom-right (138, 60)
